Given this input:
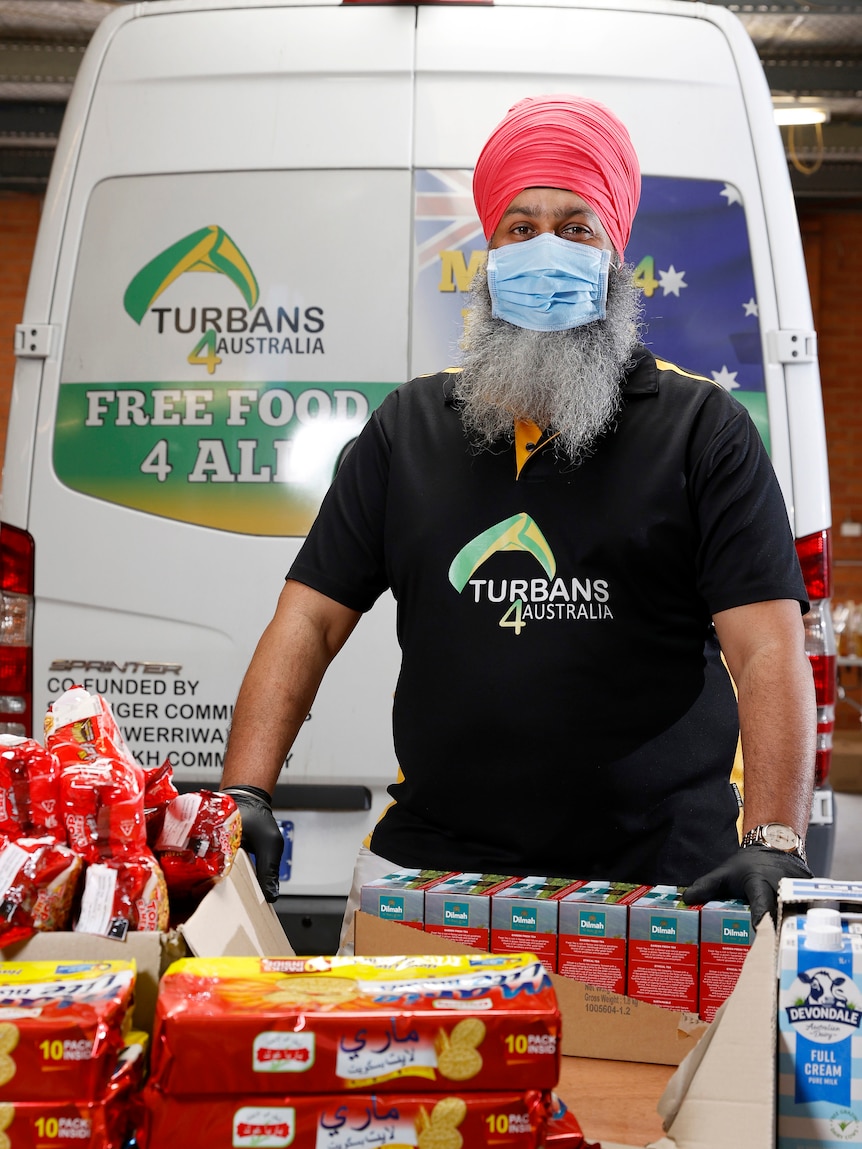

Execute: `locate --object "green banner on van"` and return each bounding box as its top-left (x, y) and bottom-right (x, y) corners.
top-left (53, 380), bottom-right (395, 536)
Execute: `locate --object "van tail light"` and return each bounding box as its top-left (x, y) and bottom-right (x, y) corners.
top-left (0, 523), bottom-right (34, 738)
top-left (796, 530), bottom-right (836, 787)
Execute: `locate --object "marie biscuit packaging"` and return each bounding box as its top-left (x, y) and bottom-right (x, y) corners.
top-left (490, 877), bottom-right (583, 973)
top-left (627, 885), bottom-right (702, 1012)
top-left (138, 1087), bottom-right (554, 1149)
top-left (359, 870), bottom-right (455, 930)
top-left (557, 881), bottom-right (650, 994)
top-left (0, 1096), bottom-right (129, 1149)
top-left (424, 873), bottom-right (521, 950)
top-left (698, 899), bottom-right (752, 1022)
top-left (0, 1033), bottom-right (145, 1149)
top-left (0, 961), bottom-right (136, 1102)
top-left (148, 953), bottom-right (561, 1096)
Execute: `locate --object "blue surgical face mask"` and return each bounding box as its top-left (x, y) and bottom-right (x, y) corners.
top-left (486, 233), bottom-right (612, 332)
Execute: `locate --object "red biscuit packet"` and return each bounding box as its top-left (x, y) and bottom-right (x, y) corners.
top-left (0, 1036), bottom-right (144, 1149)
top-left (0, 836), bottom-right (83, 945)
top-left (0, 736), bottom-right (63, 842)
top-left (155, 790), bottom-right (241, 903)
top-left (0, 962), bottom-right (140, 1103)
top-left (136, 1088), bottom-right (554, 1149)
top-left (74, 851), bottom-right (169, 940)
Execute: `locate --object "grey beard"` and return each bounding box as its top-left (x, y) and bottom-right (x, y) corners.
top-left (453, 262), bottom-right (643, 465)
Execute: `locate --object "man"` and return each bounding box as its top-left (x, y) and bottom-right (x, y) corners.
top-left (221, 94), bottom-right (816, 932)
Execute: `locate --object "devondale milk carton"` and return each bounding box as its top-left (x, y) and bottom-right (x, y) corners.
top-left (778, 906), bottom-right (862, 1147)
top-left (490, 876), bottom-right (582, 973)
top-left (359, 870), bottom-right (454, 930)
top-left (699, 898), bottom-right (753, 1022)
top-left (424, 873), bottom-right (521, 949)
top-left (627, 885), bottom-right (701, 1012)
top-left (557, 881), bottom-right (650, 994)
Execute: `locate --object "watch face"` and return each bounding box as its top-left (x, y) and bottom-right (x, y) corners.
top-left (763, 823), bottom-right (799, 850)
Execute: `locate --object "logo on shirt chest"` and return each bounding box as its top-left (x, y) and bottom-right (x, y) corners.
top-left (448, 512), bottom-right (613, 635)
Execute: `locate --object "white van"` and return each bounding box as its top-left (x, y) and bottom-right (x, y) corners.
top-left (5, 0), bottom-right (836, 948)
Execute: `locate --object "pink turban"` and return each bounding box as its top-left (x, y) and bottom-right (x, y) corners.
top-left (472, 94), bottom-right (641, 258)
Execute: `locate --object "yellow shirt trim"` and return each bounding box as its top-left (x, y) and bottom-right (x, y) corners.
top-left (653, 357), bottom-right (715, 386)
top-left (514, 419), bottom-right (543, 478)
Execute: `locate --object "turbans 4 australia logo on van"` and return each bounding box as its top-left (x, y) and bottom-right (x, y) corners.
top-left (448, 512), bottom-right (613, 635)
top-left (123, 225), bottom-right (324, 374)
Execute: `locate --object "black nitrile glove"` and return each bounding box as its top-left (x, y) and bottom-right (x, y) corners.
top-left (682, 844), bottom-right (812, 925)
top-left (222, 785), bottom-right (284, 902)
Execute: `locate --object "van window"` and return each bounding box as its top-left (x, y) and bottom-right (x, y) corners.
top-left (417, 171), bottom-right (769, 450)
top-left (55, 171), bottom-right (411, 535)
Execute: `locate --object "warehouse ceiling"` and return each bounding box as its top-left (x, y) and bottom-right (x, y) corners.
top-left (1, 0), bottom-right (862, 201)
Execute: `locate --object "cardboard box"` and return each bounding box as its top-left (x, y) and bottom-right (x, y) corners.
top-left (0, 850), bottom-right (292, 1031)
top-left (354, 911), bottom-right (708, 1066)
top-left (648, 914), bottom-right (777, 1149)
top-left (647, 879), bottom-right (862, 1149)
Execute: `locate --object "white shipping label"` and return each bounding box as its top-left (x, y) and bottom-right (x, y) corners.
top-left (0, 842), bottom-right (28, 896)
top-left (156, 792), bottom-right (202, 851)
top-left (75, 864), bottom-right (117, 936)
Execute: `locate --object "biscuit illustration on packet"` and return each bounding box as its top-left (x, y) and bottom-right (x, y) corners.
top-left (416, 1096), bottom-right (468, 1149)
top-left (0, 1100), bottom-right (13, 1149)
top-left (0, 1022), bottom-right (15, 1090)
top-left (436, 1017), bottom-right (486, 1081)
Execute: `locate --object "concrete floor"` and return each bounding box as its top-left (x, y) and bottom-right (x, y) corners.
top-left (829, 790), bottom-right (862, 880)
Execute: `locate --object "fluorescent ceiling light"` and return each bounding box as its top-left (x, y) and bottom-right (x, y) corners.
top-left (773, 106), bottom-right (830, 126)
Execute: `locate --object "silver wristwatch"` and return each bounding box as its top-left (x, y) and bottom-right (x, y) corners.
top-left (741, 822), bottom-right (807, 865)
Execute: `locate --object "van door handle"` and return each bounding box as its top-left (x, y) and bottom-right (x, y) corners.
top-left (176, 781), bottom-right (372, 811)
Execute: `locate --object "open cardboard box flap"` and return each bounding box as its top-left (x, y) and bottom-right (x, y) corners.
top-left (0, 850), bottom-right (294, 1029)
top-left (179, 847), bottom-right (293, 959)
top-left (354, 911), bottom-right (707, 1065)
top-left (644, 916), bottom-right (777, 1149)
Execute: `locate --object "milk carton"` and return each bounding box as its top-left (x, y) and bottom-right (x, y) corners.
top-left (778, 907), bottom-right (862, 1147)
top-left (424, 873), bottom-right (521, 949)
top-left (490, 876), bottom-right (582, 973)
top-left (557, 881), bottom-right (650, 994)
top-left (627, 885), bottom-right (701, 1012)
top-left (359, 870), bottom-right (453, 930)
top-left (699, 899), bottom-right (753, 1022)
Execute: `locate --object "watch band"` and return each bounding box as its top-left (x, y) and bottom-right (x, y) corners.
top-left (741, 822), bottom-right (807, 865)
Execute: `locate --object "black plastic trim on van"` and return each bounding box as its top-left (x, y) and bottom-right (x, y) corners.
top-left (175, 780), bottom-right (372, 811)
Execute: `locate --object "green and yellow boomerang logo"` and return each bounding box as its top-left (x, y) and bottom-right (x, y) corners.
top-left (123, 225), bottom-right (259, 324)
top-left (448, 513), bottom-right (556, 592)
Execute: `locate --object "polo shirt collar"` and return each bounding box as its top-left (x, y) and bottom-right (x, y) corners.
top-left (441, 345), bottom-right (658, 406)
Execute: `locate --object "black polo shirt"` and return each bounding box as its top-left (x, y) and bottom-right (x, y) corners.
top-left (288, 348), bottom-right (808, 885)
